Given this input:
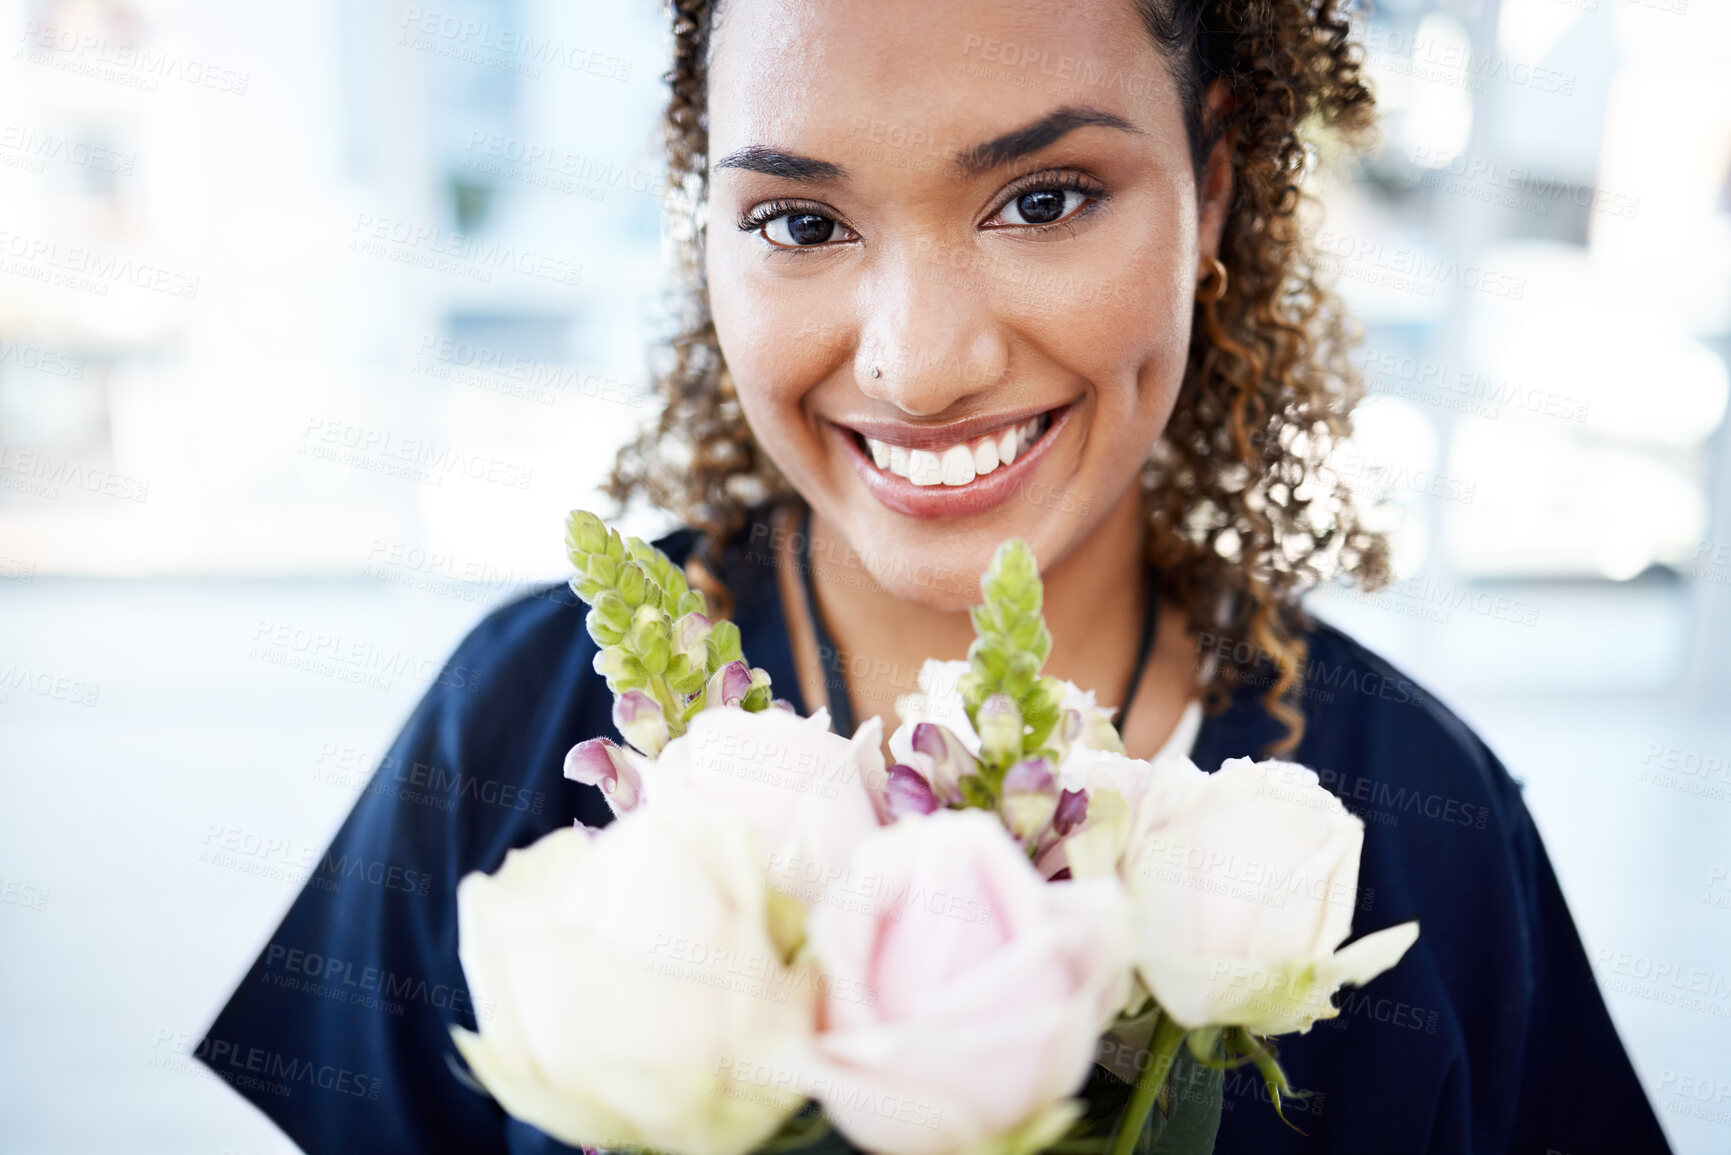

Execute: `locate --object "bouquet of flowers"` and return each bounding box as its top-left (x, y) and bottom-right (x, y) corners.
top-left (448, 510), bottom-right (1420, 1155)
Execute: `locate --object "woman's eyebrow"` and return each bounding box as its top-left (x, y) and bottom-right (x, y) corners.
top-left (956, 106), bottom-right (1143, 174)
top-left (711, 105), bottom-right (1142, 184)
top-left (713, 145), bottom-right (846, 182)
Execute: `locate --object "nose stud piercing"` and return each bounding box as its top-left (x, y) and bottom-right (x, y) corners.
top-left (871, 366), bottom-right (881, 379)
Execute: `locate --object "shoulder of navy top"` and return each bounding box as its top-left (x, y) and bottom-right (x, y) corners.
top-left (195, 505), bottom-right (1667, 1155)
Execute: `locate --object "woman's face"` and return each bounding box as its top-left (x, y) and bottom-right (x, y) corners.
top-left (705, 0), bottom-right (1231, 609)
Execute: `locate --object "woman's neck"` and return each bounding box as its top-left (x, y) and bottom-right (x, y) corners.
top-left (776, 483), bottom-right (1195, 759)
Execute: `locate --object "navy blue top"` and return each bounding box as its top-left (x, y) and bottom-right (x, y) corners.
top-left (197, 501), bottom-right (1671, 1154)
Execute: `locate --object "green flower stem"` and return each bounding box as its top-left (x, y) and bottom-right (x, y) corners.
top-left (646, 671), bottom-right (682, 739)
top-left (1108, 1011), bottom-right (1186, 1155)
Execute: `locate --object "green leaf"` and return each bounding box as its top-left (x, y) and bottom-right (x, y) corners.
top-left (958, 774), bottom-right (996, 809)
top-left (755, 1103), bottom-right (845, 1154)
top-left (1233, 1031), bottom-right (1307, 1135)
top-left (1144, 1048), bottom-right (1225, 1154)
top-left (708, 619), bottom-right (743, 667)
top-left (665, 654), bottom-right (705, 697)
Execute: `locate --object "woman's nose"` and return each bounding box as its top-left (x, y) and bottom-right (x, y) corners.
top-left (853, 241), bottom-right (1011, 415)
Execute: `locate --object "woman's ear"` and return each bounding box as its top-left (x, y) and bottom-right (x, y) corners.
top-left (1197, 78), bottom-right (1237, 265)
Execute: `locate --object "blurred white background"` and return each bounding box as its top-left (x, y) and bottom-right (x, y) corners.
top-left (1, 0), bottom-right (1728, 1151)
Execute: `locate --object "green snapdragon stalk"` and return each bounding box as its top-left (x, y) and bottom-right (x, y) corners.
top-left (952, 539), bottom-right (1066, 806)
top-left (565, 510), bottom-right (773, 750)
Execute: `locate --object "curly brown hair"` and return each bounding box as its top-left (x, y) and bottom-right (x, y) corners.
top-left (606, 0), bottom-right (1392, 754)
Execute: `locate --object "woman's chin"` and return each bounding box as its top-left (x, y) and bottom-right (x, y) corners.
top-left (869, 565), bottom-right (991, 612)
top-left (821, 517), bottom-right (1081, 611)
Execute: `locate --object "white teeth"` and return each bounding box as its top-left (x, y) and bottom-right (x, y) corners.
top-left (863, 412), bottom-right (1051, 485)
top-left (940, 444), bottom-right (976, 486)
top-left (973, 437), bottom-right (999, 475)
top-left (907, 449), bottom-right (943, 486)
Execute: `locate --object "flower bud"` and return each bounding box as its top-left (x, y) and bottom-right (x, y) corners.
top-left (1001, 757), bottom-right (1058, 843)
top-left (663, 563), bottom-right (689, 600)
top-left (673, 612), bottom-right (712, 664)
top-left (737, 667), bottom-right (775, 712)
top-left (618, 562), bottom-right (649, 608)
top-left (910, 722), bottom-right (978, 804)
top-left (627, 604), bottom-right (668, 655)
top-left (569, 573), bottom-right (604, 603)
top-left (613, 689), bottom-right (670, 757)
top-left (639, 635), bottom-right (671, 676)
top-left (976, 693), bottom-right (1023, 762)
top-left (565, 509), bottom-right (609, 555)
top-left (704, 660), bottom-right (753, 710)
top-left (585, 552), bottom-right (618, 590)
top-left (594, 590), bottom-right (632, 633)
top-left (1004, 651), bottom-right (1039, 694)
top-left (883, 764), bottom-right (940, 818)
top-left (592, 648), bottom-right (645, 692)
top-left (1053, 787), bottom-right (1089, 836)
top-left (585, 615), bottom-right (624, 649)
top-left (586, 590), bottom-right (631, 648)
top-left (970, 641), bottom-right (1009, 685)
top-left (562, 737), bottom-right (643, 817)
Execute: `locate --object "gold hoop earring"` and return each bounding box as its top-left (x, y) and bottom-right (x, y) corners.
top-left (1197, 256), bottom-right (1228, 304)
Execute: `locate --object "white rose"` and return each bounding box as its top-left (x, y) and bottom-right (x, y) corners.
top-left (1119, 757), bottom-right (1419, 1035)
top-left (451, 800), bottom-right (814, 1155)
top-left (630, 706), bottom-right (887, 903)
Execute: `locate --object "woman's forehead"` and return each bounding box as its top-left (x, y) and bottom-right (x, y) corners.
top-left (706, 0), bottom-right (1179, 173)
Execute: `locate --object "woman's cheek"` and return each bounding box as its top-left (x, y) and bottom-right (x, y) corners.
top-left (708, 256), bottom-right (831, 470)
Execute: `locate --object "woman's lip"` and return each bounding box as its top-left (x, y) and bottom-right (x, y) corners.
top-left (829, 402), bottom-right (1076, 521)
top-left (832, 405), bottom-right (1056, 452)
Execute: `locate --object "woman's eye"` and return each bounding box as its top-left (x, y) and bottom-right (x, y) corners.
top-left (762, 212), bottom-right (847, 248)
top-left (993, 187), bottom-right (1091, 228)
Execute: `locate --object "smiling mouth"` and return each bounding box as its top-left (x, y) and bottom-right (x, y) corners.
top-left (847, 410), bottom-right (1057, 487)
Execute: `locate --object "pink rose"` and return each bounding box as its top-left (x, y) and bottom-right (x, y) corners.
top-left (802, 809), bottom-right (1131, 1155)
